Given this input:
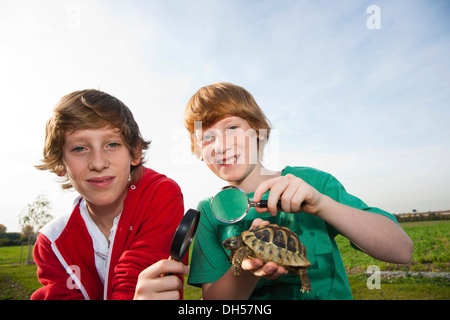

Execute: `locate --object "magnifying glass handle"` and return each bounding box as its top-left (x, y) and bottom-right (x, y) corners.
top-left (256, 200), bottom-right (282, 210)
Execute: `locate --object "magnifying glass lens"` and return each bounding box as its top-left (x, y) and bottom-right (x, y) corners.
top-left (180, 221), bottom-right (196, 253)
top-left (170, 209), bottom-right (200, 261)
top-left (211, 187), bottom-right (249, 223)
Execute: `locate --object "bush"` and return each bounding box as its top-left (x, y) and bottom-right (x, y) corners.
top-left (0, 233), bottom-right (21, 247)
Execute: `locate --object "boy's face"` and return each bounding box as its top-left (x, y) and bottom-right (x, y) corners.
top-left (195, 116), bottom-right (261, 185)
top-left (60, 126), bottom-right (140, 214)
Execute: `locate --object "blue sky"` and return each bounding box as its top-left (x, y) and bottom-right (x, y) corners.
top-left (1, 0), bottom-right (449, 232)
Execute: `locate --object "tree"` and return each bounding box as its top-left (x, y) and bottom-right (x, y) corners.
top-left (21, 225), bottom-right (35, 243)
top-left (19, 193), bottom-right (53, 264)
top-left (19, 193), bottom-right (53, 238)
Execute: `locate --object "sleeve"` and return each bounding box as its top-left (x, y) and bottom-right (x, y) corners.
top-left (318, 171), bottom-right (399, 240)
top-left (110, 179), bottom-right (187, 300)
top-left (187, 199), bottom-right (231, 286)
top-left (31, 234), bottom-right (85, 300)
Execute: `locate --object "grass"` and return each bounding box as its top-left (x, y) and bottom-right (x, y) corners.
top-left (0, 245), bottom-right (32, 265)
top-left (335, 220), bottom-right (450, 300)
top-left (183, 220), bottom-right (450, 300)
top-left (335, 220), bottom-right (450, 273)
top-left (0, 264), bottom-right (40, 300)
top-left (348, 274), bottom-right (449, 300)
top-left (0, 220), bottom-right (448, 300)
top-left (184, 277), bottom-right (202, 300)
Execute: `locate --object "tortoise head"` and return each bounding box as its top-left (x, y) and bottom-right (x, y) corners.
top-left (223, 236), bottom-right (244, 250)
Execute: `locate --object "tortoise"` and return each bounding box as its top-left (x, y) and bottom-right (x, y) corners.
top-left (223, 223), bottom-right (312, 292)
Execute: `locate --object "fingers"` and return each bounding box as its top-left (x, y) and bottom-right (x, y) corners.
top-left (254, 174), bottom-right (303, 214)
top-left (142, 259), bottom-right (189, 278)
top-left (253, 177), bottom-right (278, 204)
top-left (134, 259), bottom-right (189, 300)
top-left (135, 274), bottom-right (182, 300)
top-left (241, 258), bottom-right (288, 280)
top-left (258, 262), bottom-right (288, 280)
top-left (281, 181), bottom-right (304, 213)
top-left (249, 218), bottom-right (270, 230)
top-left (253, 174), bottom-right (317, 215)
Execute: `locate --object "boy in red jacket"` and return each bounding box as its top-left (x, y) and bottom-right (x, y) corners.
top-left (32, 89), bottom-right (188, 300)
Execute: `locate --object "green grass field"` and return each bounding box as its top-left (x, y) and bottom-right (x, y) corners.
top-left (336, 220), bottom-right (450, 273)
top-left (335, 220), bottom-right (449, 300)
top-left (1, 220), bottom-right (448, 300)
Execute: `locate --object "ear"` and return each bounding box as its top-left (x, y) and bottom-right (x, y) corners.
top-left (131, 148), bottom-right (142, 166)
top-left (57, 169), bottom-right (67, 177)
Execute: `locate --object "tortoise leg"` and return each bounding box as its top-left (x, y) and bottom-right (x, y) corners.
top-left (232, 246), bottom-right (253, 275)
top-left (299, 268), bottom-right (312, 292)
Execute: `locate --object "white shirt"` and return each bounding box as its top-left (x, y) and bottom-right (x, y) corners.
top-left (78, 198), bottom-right (121, 285)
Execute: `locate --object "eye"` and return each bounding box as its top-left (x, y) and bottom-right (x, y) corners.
top-left (202, 134), bottom-right (214, 142)
top-left (225, 126), bottom-right (238, 134)
top-left (107, 142), bottom-right (121, 148)
top-left (71, 146), bottom-right (86, 153)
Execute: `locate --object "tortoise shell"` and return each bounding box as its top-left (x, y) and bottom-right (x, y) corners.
top-left (223, 223), bottom-right (312, 292)
top-left (242, 224), bottom-right (311, 268)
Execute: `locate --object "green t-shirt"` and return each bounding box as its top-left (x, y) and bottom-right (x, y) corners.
top-left (187, 166), bottom-right (397, 300)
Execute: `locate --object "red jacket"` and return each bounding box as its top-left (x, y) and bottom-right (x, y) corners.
top-left (31, 167), bottom-right (186, 300)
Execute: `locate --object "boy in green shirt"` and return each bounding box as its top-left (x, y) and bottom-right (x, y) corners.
top-left (184, 82), bottom-right (413, 299)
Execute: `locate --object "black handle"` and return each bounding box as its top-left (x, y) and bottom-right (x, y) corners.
top-left (257, 200), bottom-right (282, 210)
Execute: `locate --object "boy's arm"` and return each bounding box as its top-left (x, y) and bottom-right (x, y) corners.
top-left (314, 195), bottom-right (413, 263)
top-left (31, 234), bottom-right (85, 300)
top-left (202, 268), bottom-right (259, 300)
top-left (203, 261), bottom-right (288, 299)
top-left (253, 174), bottom-right (413, 264)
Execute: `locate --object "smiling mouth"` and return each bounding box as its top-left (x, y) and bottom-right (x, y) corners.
top-left (216, 155), bottom-right (240, 165)
top-left (87, 176), bottom-right (115, 186)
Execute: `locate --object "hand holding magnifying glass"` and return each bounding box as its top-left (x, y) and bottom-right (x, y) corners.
top-left (211, 186), bottom-right (282, 224)
top-left (136, 209), bottom-right (200, 299)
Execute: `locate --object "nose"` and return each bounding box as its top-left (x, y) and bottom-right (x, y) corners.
top-left (213, 133), bottom-right (232, 155)
top-left (88, 149), bottom-right (109, 171)
top-left (203, 134), bottom-right (232, 165)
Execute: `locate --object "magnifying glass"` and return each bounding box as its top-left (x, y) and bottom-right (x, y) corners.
top-left (170, 209), bottom-right (200, 261)
top-left (210, 186), bottom-right (282, 224)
